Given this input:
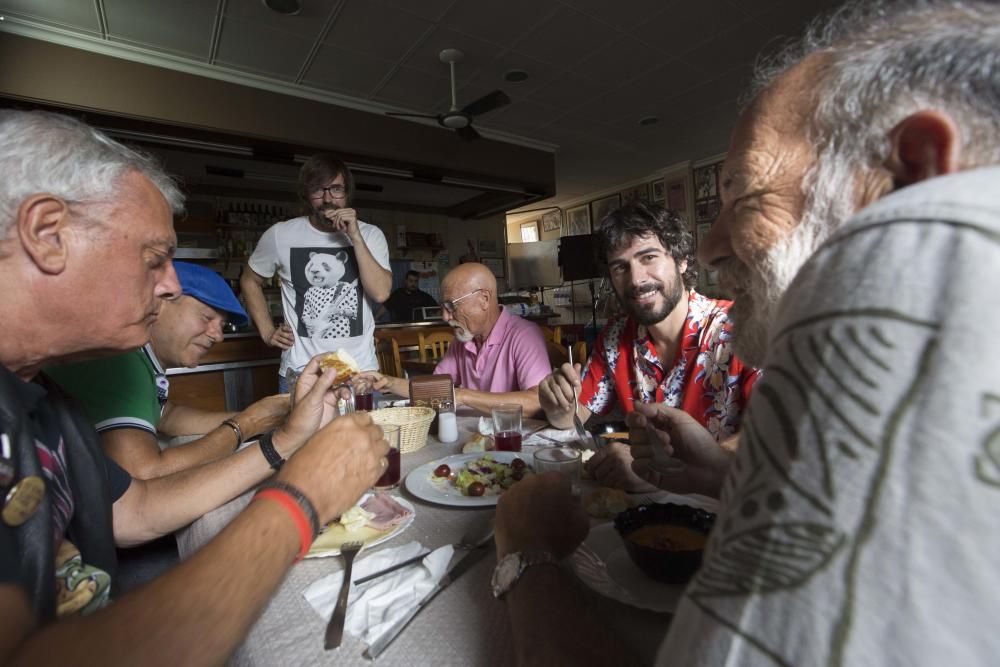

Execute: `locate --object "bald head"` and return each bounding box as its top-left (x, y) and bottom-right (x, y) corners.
top-left (441, 263), bottom-right (500, 343)
top-left (442, 262), bottom-right (497, 296)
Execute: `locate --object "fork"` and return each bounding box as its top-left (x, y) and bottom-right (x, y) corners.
top-left (567, 346), bottom-right (592, 447)
top-left (324, 541), bottom-right (363, 650)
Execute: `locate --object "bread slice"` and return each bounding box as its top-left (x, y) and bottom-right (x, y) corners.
top-left (318, 349), bottom-right (361, 378)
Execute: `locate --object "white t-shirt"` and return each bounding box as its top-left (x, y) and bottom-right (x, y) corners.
top-left (247, 216), bottom-right (389, 375)
top-left (659, 166), bottom-right (1000, 665)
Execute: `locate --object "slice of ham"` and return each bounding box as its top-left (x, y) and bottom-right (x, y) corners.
top-left (361, 492), bottom-right (412, 531)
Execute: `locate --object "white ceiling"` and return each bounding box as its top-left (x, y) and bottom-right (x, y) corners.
top-left (0, 0), bottom-right (841, 210)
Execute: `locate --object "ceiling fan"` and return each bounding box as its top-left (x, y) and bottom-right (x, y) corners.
top-left (385, 49), bottom-right (511, 141)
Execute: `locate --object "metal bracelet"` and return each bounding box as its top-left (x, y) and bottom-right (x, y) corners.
top-left (221, 418), bottom-right (243, 450)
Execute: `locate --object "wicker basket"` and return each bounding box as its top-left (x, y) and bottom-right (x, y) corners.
top-left (369, 406), bottom-right (436, 454)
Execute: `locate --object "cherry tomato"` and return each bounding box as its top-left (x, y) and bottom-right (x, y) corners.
top-left (467, 481), bottom-right (486, 497)
top-left (510, 458), bottom-right (526, 471)
top-left (434, 464), bottom-right (451, 478)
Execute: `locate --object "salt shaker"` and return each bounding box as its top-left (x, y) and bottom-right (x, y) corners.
top-left (437, 399), bottom-right (459, 443)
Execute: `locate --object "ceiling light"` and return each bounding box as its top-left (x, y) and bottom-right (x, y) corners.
top-left (504, 70), bottom-right (529, 83)
top-left (262, 0), bottom-right (301, 15)
top-left (638, 115), bottom-right (660, 127)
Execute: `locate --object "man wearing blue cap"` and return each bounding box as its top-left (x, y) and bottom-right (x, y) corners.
top-left (48, 262), bottom-right (290, 480)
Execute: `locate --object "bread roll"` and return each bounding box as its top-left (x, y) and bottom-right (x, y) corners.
top-left (318, 349), bottom-right (361, 378)
top-left (461, 433), bottom-right (494, 453)
top-left (583, 487), bottom-right (632, 519)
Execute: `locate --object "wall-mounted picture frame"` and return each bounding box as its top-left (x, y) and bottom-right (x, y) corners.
top-left (590, 194), bottom-right (622, 230)
top-left (696, 197), bottom-right (721, 222)
top-left (650, 178), bottom-right (666, 202)
top-left (621, 184), bottom-right (649, 203)
top-left (665, 175), bottom-right (687, 215)
top-left (541, 209), bottom-right (562, 233)
top-left (482, 256), bottom-right (505, 277)
top-left (478, 239), bottom-right (499, 256)
top-left (693, 162), bottom-right (720, 201)
top-left (563, 205), bottom-right (591, 236)
top-left (520, 220), bottom-right (539, 243)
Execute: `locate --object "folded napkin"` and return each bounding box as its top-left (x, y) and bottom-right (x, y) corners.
top-left (476, 416), bottom-right (576, 447)
top-left (303, 541), bottom-right (454, 646)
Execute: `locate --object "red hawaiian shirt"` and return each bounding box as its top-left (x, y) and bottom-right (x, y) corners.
top-left (578, 291), bottom-right (759, 442)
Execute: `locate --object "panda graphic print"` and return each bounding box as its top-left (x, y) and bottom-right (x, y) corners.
top-left (290, 246), bottom-right (363, 339)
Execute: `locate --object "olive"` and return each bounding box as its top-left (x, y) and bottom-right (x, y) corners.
top-left (512, 469), bottom-right (525, 481)
top-left (467, 481), bottom-right (486, 497)
top-left (434, 464), bottom-right (451, 478)
top-left (510, 458), bottom-right (526, 471)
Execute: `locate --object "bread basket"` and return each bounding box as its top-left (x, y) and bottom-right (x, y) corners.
top-left (369, 406), bottom-right (436, 454)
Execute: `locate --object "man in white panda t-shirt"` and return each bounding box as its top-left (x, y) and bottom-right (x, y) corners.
top-left (242, 154), bottom-right (391, 390)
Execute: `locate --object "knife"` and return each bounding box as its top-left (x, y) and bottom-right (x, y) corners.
top-left (362, 544), bottom-right (494, 660)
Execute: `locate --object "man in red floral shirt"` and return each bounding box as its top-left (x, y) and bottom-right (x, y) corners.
top-left (539, 201), bottom-right (758, 491)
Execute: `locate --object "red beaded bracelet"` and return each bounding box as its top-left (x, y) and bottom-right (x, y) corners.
top-left (254, 488), bottom-right (315, 562)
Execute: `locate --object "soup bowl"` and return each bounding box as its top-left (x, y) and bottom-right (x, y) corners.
top-left (613, 503), bottom-right (715, 584)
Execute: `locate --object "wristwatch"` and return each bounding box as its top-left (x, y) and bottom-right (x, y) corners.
top-left (491, 551), bottom-right (558, 599)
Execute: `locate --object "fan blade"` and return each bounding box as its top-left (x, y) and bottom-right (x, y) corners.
top-left (455, 125), bottom-right (481, 141)
top-left (385, 112), bottom-right (440, 120)
top-left (460, 90), bottom-right (510, 117)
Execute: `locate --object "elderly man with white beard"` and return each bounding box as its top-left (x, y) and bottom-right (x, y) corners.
top-left (492, 1), bottom-right (1000, 665)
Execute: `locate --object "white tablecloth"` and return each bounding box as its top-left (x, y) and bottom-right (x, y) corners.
top-left (175, 413), bottom-right (673, 666)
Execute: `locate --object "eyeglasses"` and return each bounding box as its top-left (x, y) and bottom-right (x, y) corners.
top-left (310, 183), bottom-right (347, 199)
top-left (442, 288), bottom-right (484, 314)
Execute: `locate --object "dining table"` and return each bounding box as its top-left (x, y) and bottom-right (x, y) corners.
top-left (174, 411), bottom-right (701, 666)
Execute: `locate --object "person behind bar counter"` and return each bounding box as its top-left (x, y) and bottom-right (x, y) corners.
top-left (381, 269), bottom-right (438, 322)
top-left (0, 110), bottom-right (389, 664)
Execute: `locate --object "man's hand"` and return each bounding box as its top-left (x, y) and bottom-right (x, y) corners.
top-left (354, 371), bottom-right (408, 397)
top-left (585, 442), bottom-right (658, 493)
top-left (495, 472), bottom-right (589, 559)
top-left (273, 355), bottom-right (347, 456)
top-left (538, 363), bottom-right (586, 430)
top-left (264, 322), bottom-right (294, 349)
top-left (277, 412), bottom-right (388, 524)
top-left (322, 207), bottom-right (360, 240)
top-left (235, 394), bottom-right (290, 437)
top-left (628, 403), bottom-right (734, 498)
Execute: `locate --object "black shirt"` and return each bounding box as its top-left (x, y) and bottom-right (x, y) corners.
top-left (384, 288), bottom-right (438, 322)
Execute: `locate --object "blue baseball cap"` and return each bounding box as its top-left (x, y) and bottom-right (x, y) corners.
top-left (172, 261), bottom-right (249, 326)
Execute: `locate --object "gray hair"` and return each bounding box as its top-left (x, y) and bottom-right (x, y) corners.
top-left (0, 110), bottom-right (184, 239)
top-left (751, 0), bottom-right (1000, 186)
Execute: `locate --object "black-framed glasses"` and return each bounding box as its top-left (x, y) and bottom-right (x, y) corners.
top-left (310, 183), bottom-right (347, 199)
top-left (442, 288), bottom-right (484, 314)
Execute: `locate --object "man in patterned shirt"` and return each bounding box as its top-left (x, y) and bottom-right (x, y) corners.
top-left (538, 201), bottom-right (758, 491)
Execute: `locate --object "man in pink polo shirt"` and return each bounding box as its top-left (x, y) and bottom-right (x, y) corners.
top-left (366, 263), bottom-right (549, 416)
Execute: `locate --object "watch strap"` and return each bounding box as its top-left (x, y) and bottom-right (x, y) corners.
top-left (258, 431), bottom-right (285, 470)
top-left (492, 550), bottom-right (558, 599)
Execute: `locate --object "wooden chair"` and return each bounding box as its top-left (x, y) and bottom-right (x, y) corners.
top-left (546, 340), bottom-right (569, 370)
top-left (373, 335), bottom-right (402, 377)
top-left (540, 325), bottom-right (562, 345)
top-left (417, 331), bottom-right (452, 363)
top-left (571, 340), bottom-right (587, 366)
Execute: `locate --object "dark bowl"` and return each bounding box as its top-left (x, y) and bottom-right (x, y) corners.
top-left (613, 503), bottom-right (716, 584)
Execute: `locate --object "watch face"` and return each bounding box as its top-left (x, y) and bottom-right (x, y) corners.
top-left (493, 553), bottom-right (522, 596)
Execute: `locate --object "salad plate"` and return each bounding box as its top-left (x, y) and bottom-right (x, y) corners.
top-left (569, 523), bottom-right (686, 613)
top-left (305, 493), bottom-right (415, 559)
top-left (405, 451), bottom-right (534, 507)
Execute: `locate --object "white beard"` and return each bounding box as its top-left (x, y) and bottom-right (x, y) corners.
top-left (721, 158), bottom-right (860, 367)
top-left (450, 322), bottom-right (474, 343)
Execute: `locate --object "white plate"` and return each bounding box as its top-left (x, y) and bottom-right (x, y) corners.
top-left (405, 451), bottom-right (535, 507)
top-left (569, 523), bottom-right (687, 613)
top-left (305, 493), bottom-right (415, 559)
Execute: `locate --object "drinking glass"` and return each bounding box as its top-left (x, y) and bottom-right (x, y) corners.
top-left (352, 376), bottom-right (374, 411)
top-left (492, 404), bottom-right (522, 452)
top-left (533, 446), bottom-right (582, 493)
top-left (374, 425), bottom-right (401, 490)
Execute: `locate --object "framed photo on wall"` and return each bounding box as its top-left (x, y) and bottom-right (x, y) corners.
top-left (478, 239), bottom-right (498, 255)
top-left (541, 209), bottom-right (562, 233)
top-left (621, 184), bottom-right (649, 203)
top-left (665, 175), bottom-right (687, 215)
top-left (590, 194), bottom-right (622, 230)
top-left (650, 179), bottom-right (666, 202)
top-left (563, 205), bottom-right (591, 236)
top-left (520, 220), bottom-right (539, 243)
top-left (693, 163), bottom-right (720, 201)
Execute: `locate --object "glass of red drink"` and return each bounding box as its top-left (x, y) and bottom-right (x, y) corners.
top-left (374, 425), bottom-right (401, 490)
top-left (492, 403), bottom-right (523, 452)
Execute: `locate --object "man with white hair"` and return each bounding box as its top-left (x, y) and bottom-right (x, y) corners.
top-left (493, 1), bottom-right (1000, 664)
top-left (0, 110), bottom-right (388, 663)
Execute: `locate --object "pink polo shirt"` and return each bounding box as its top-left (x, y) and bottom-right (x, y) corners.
top-left (434, 309), bottom-right (550, 392)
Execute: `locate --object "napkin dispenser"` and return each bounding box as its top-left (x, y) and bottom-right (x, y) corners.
top-left (409, 375), bottom-right (454, 435)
